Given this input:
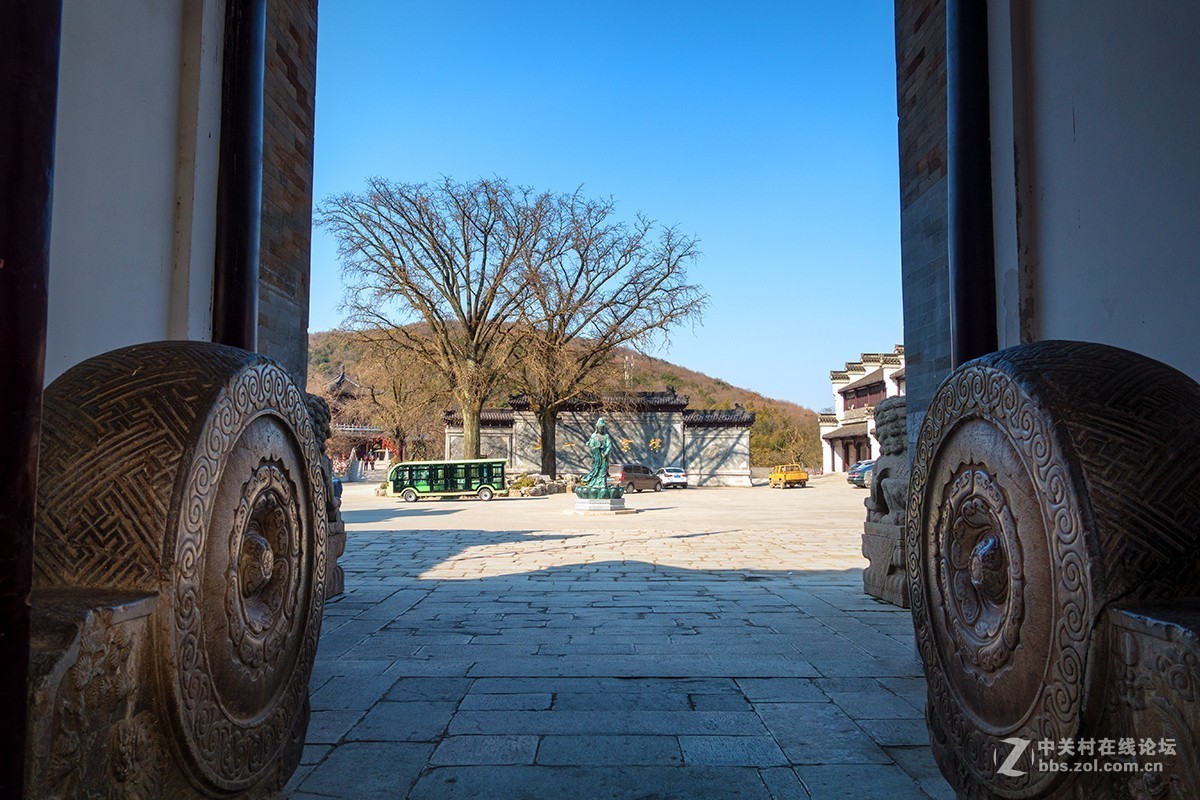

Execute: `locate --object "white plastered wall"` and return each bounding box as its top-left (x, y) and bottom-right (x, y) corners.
top-left (831, 378), bottom-right (848, 417)
top-left (989, 1), bottom-right (1200, 379)
top-left (820, 426), bottom-right (837, 474)
top-left (45, 0), bottom-right (225, 383)
top-left (682, 426), bottom-right (752, 487)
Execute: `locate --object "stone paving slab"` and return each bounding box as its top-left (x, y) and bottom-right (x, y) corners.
top-left (754, 703), bottom-right (893, 765)
top-left (298, 742), bottom-right (433, 798)
top-left (347, 701), bottom-right (458, 742)
top-left (458, 692), bottom-right (553, 711)
top-left (431, 735), bottom-right (540, 766)
top-left (289, 478), bottom-right (953, 799)
top-left (679, 735), bottom-right (790, 767)
top-left (536, 735), bottom-right (684, 766)
top-left (448, 709), bottom-right (772, 737)
top-left (795, 763), bottom-right (930, 799)
top-left (407, 766), bottom-right (778, 800)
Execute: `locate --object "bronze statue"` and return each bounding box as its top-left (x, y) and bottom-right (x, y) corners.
top-left (580, 417), bottom-right (614, 488)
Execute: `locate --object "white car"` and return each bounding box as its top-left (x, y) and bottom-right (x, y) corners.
top-left (655, 466), bottom-right (689, 489)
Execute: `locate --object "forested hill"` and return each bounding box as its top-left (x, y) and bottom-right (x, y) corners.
top-left (308, 330), bottom-right (821, 467)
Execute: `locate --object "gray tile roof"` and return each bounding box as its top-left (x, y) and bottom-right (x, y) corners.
top-left (838, 368), bottom-right (886, 394)
top-left (682, 408), bottom-right (756, 427)
top-left (508, 390), bottom-right (690, 412)
top-left (821, 421), bottom-right (869, 440)
top-left (442, 409), bottom-right (515, 427)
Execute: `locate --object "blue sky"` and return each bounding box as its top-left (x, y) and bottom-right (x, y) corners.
top-left (309, 1), bottom-right (902, 411)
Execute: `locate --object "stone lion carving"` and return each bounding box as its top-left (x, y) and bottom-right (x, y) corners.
top-left (862, 395), bottom-right (910, 607)
top-left (865, 395), bottom-right (909, 525)
top-left (305, 393), bottom-right (346, 597)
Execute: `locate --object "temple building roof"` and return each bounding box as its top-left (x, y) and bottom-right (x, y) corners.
top-left (507, 389), bottom-right (690, 412)
top-left (444, 394), bottom-right (754, 430)
top-left (829, 344), bottom-right (904, 381)
top-left (327, 366), bottom-right (362, 396)
top-left (442, 409), bottom-right (516, 427)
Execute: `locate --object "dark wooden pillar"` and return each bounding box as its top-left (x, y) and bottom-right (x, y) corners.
top-left (212, 0), bottom-right (267, 351)
top-left (0, 1), bottom-right (63, 794)
top-left (947, 0), bottom-right (998, 367)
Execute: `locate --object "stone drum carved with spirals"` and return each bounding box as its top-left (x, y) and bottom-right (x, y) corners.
top-left (909, 341), bottom-right (1200, 799)
top-left (32, 341), bottom-right (327, 798)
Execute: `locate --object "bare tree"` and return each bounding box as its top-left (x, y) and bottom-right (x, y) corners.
top-left (778, 420), bottom-right (821, 468)
top-left (351, 343), bottom-right (446, 462)
top-left (318, 177), bottom-right (555, 457)
top-left (516, 193), bottom-right (707, 476)
top-left (750, 405), bottom-right (821, 469)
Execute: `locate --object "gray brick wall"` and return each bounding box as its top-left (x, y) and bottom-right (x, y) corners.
top-left (895, 0), bottom-right (950, 453)
top-left (900, 180), bottom-right (950, 452)
top-left (258, 0), bottom-right (318, 388)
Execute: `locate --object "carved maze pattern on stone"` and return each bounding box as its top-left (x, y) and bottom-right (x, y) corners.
top-left (997, 342), bottom-right (1200, 600)
top-left (36, 345), bottom-right (234, 589)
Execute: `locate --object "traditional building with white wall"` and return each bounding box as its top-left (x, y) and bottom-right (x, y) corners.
top-left (818, 346), bottom-right (905, 473)
top-left (444, 390), bottom-right (755, 486)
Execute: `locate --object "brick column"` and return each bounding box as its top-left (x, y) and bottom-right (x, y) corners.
top-left (895, 0), bottom-right (950, 454)
top-left (258, 0), bottom-right (319, 387)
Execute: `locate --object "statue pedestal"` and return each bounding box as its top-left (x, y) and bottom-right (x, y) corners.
top-left (862, 521), bottom-right (909, 607)
top-left (568, 496), bottom-right (637, 515)
top-left (326, 525), bottom-right (346, 597)
top-left (27, 590), bottom-right (161, 798)
top-left (1090, 601), bottom-right (1200, 797)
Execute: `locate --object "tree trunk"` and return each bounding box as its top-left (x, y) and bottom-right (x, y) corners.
top-left (461, 398), bottom-right (484, 459)
top-left (537, 407), bottom-right (558, 477)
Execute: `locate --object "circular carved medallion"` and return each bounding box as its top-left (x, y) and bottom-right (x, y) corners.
top-left (936, 465), bottom-right (1025, 684)
top-left (224, 462), bottom-right (301, 678)
top-left (172, 360), bottom-right (327, 792)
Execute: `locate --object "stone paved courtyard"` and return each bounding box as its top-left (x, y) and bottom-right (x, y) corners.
top-left (287, 476), bottom-right (954, 799)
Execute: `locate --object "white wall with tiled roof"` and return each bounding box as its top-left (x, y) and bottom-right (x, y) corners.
top-left (444, 392), bottom-right (752, 485)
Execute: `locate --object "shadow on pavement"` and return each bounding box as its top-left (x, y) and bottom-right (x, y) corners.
top-left (341, 508), bottom-right (464, 523)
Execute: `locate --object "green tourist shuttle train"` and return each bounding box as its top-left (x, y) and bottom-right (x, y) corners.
top-left (386, 458), bottom-right (509, 502)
